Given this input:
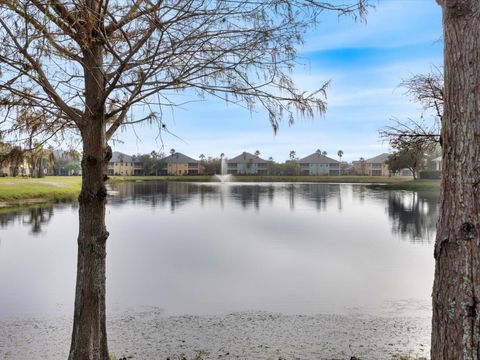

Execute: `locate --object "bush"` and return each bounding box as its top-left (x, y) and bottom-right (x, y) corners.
top-left (419, 170), bottom-right (441, 179)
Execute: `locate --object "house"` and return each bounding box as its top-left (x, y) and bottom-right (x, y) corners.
top-left (353, 153), bottom-right (390, 176)
top-left (227, 152), bottom-right (268, 175)
top-left (0, 160), bottom-right (30, 176)
top-left (108, 151), bottom-right (143, 176)
top-left (159, 152), bottom-right (199, 175)
top-left (298, 152), bottom-right (340, 175)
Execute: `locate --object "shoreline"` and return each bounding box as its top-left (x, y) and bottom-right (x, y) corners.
top-left (0, 176), bottom-right (440, 208)
top-left (0, 309), bottom-right (431, 360)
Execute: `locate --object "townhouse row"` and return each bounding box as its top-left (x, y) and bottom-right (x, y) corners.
top-left (108, 151), bottom-right (391, 176)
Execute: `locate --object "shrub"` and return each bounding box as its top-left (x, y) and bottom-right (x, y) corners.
top-left (419, 170), bottom-right (441, 179)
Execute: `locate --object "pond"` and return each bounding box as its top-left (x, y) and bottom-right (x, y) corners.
top-left (0, 182), bottom-right (438, 319)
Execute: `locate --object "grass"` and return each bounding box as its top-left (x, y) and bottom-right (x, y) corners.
top-left (0, 176), bottom-right (81, 205)
top-left (0, 175), bottom-right (440, 207)
top-left (366, 179), bottom-right (440, 192)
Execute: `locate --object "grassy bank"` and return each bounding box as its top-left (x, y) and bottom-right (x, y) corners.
top-left (0, 175), bottom-right (440, 207)
top-left (0, 176), bottom-right (81, 206)
top-left (366, 179), bottom-right (440, 192)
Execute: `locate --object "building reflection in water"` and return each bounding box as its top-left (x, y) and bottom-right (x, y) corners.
top-left (0, 182), bottom-right (439, 244)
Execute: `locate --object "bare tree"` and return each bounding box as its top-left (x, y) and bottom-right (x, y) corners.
top-left (380, 69), bottom-right (443, 149)
top-left (0, 1), bottom-right (367, 358)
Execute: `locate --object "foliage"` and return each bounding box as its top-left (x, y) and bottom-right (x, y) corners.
top-left (386, 150), bottom-right (421, 179)
top-left (418, 170), bottom-right (441, 179)
top-left (200, 157), bottom-right (221, 175)
top-left (0, 142), bottom-right (26, 176)
top-left (386, 142), bottom-right (436, 180)
top-left (26, 144), bottom-right (54, 178)
top-left (128, 151), bottom-right (170, 175)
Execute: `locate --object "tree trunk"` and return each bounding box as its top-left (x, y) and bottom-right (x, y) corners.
top-left (69, 118), bottom-right (111, 360)
top-left (432, 1), bottom-right (480, 358)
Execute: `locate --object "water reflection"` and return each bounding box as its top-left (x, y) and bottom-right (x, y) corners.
top-left (387, 191), bottom-right (438, 243)
top-left (0, 183), bottom-right (439, 245)
top-left (0, 205), bottom-right (57, 235)
top-left (106, 182), bottom-right (439, 244)
top-left (0, 182), bottom-right (439, 317)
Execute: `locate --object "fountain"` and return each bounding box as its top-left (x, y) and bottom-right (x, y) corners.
top-left (215, 155), bottom-right (232, 183)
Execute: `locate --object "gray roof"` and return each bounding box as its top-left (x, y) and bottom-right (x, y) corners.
top-left (227, 152), bottom-right (267, 164)
top-left (162, 152), bottom-right (197, 164)
top-left (110, 151), bottom-right (133, 163)
top-left (298, 152), bottom-right (339, 164)
top-left (365, 153), bottom-right (390, 164)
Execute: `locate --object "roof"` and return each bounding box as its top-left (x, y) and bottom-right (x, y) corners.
top-left (110, 151), bottom-right (133, 163)
top-left (52, 149), bottom-right (80, 160)
top-left (298, 152), bottom-right (339, 164)
top-left (227, 152), bottom-right (267, 164)
top-left (161, 152), bottom-right (198, 164)
top-left (365, 153), bottom-right (390, 164)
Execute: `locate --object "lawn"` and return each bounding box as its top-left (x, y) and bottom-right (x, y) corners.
top-left (0, 176), bottom-right (81, 204)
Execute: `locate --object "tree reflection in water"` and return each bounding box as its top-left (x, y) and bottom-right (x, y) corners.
top-left (0, 205), bottom-right (55, 234)
top-left (0, 182), bottom-right (439, 244)
top-left (387, 191), bottom-right (438, 244)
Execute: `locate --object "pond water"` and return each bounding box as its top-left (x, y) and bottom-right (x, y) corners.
top-left (0, 182), bottom-right (438, 319)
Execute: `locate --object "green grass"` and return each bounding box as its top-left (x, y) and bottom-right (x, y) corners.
top-left (0, 176), bottom-right (81, 205)
top-left (366, 179), bottom-right (440, 192)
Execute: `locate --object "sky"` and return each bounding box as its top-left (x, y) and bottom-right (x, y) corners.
top-left (112, 0), bottom-right (443, 163)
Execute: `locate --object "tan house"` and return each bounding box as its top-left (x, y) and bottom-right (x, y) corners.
top-left (298, 152), bottom-right (340, 175)
top-left (0, 158), bottom-right (31, 176)
top-left (108, 151), bottom-right (143, 176)
top-left (160, 152), bottom-right (199, 175)
top-left (353, 153), bottom-right (390, 176)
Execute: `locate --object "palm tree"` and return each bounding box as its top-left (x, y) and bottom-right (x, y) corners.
top-left (322, 151), bottom-right (327, 156)
top-left (337, 150), bottom-right (344, 175)
top-left (170, 148), bottom-right (176, 156)
top-left (199, 154), bottom-right (206, 161)
top-left (316, 149), bottom-right (321, 155)
top-left (254, 150), bottom-right (260, 157)
top-left (289, 150), bottom-right (296, 160)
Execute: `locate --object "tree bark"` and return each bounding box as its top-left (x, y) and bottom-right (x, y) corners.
top-left (432, 1), bottom-right (480, 358)
top-left (69, 38), bottom-right (111, 359)
top-left (69, 119), bottom-right (111, 360)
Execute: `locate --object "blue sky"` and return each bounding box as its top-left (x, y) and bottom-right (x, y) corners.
top-left (112, 0), bottom-right (443, 162)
